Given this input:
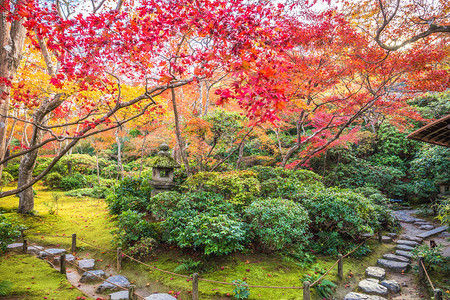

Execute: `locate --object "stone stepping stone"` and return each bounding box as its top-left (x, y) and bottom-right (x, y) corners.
top-left (387, 233), bottom-right (397, 238)
top-left (145, 294), bottom-right (177, 300)
top-left (7, 243), bottom-right (23, 251)
top-left (381, 280), bottom-right (401, 293)
top-left (399, 235), bottom-right (422, 243)
top-left (396, 240), bottom-right (420, 247)
top-left (80, 270), bottom-right (107, 283)
top-left (382, 253), bottom-right (410, 263)
top-left (358, 278), bottom-right (388, 296)
top-left (413, 219), bottom-right (426, 224)
top-left (27, 245), bottom-right (44, 254)
top-left (417, 225), bottom-right (448, 239)
top-left (381, 236), bottom-right (393, 243)
top-left (419, 225), bottom-right (434, 230)
top-left (365, 266), bottom-right (385, 280)
top-left (396, 244), bottom-right (415, 251)
top-left (96, 275), bottom-right (130, 293)
top-left (395, 250), bottom-right (413, 259)
top-left (344, 292), bottom-right (387, 300)
top-left (38, 248), bottom-right (67, 258)
top-left (54, 254), bottom-right (75, 263)
top-left (377, 259), bottom-right (410, 273)
top-left (78, 258), bottom-right (95, 274)
top-left (110, 291), bottom-right (130, 300)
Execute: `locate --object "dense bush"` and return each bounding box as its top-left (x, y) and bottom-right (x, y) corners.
top-left (148, 191), bottom-right (184, 220)
top-left (43, 172), bottom-right (63, 189)
top-left (106, 177), bottom-right (153, 215)
top-left (182, 171), bottom-right (260, 205)
top-left (112, 210), bottom-right (157, 248)
top-left (59, 173), bottom-right (86, 190)
top-left (64, 186), bottom-right (109, 199)
top-left (245, 198), bottom-right (310, 252)
top-left (0, 214), bottom-right (24, 252)
top-left (3, 158), bottom-right (20, 180)
top-left (0, 171), bottom-right (14, 186)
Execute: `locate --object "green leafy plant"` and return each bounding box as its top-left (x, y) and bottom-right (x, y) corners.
top-left (412, 244), bottom-right (444, 270)
top-left (232, 279), bottom-right (250, 300)
top-left (42, 172), bottom-right (63, 189)
top-left (301, 267), bottom-right (336, 299)
top-left (127, 237), bottom-right (157, 259)
top-left (0, 213), bottom-right (25, 252)
top-left (60, 173), bottom-right (86, 190)
top-left (173, 258), bottom-right (203, 274)
top-left (0, 280), bottom-right (12, 296)
top-left (112, 210), bottom-right (157, 248)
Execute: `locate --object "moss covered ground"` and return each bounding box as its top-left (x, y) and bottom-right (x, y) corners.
top-left (1, 183), bottom-right (395, 299)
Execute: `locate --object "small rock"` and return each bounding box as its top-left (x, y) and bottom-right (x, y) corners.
top-left (27, 245), bottom-right (44, 254)
top-left (80, 270), bottom-right (106, 283)
top-left (419, 225), bottom-right (434, 230)
top-left (396, 240), bottom-right (420, 247)
top-left (358, 279), bottom-right (388, 296)
top-left (381, 280), bottom-right (401, 293)
top-left (78, 259), bottom-right (95, 274)
top-left (381, 236), bottom-right (393, 243)
top-left (413, 219), bottom-right (426, 224)
top-left (362, 233), bottom-right (373, 238)
top-left (343, 292), bottom-right (387, 300)
top-left (377, 259), bottom-right (410, 273)
top-left (110, 291), bottom-right (130, 300)
top-left (7, 243), bottom-right (23, 251)
top-left (387, 233), bottom-right (397, 238)
top-left (365, 267), bottom-right (385, 280)
top-left (96, 275), bottom-right (130, 293)
top-left (144, 294), bottom-right (177, 300)
top-left (382, 253), bottom-right (410, 263)
top-left (395, 250), bottom-right (414, 259)
top-left (54, 254), bottom-right (75, 263)
top-left (396, 244), bottom-right (415, 251)
top-left (38, 248), bottom-right (67, 258)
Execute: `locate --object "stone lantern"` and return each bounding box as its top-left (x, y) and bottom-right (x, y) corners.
top-left (149, 142), bottom-right (180, 196)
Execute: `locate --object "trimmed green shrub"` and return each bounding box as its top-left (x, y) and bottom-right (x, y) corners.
top-left (106, 177), bottom-right (153, 215)
top-left (64, 186), bottom-right (108, 199)
top-left (43, 172), bottom-right (63, 189)
top-left (112, 210), bottom-right (156, 248)
top-left (245, 198), bottom-right (310, 252)
top-left (0, 171), bottom-right (14, 186)
top-left (60, 173), bottom-right (86, 190)
top-left (0, 214), bottom-right (24, 252)
top-left (148, 191), bottom-right (184, 220)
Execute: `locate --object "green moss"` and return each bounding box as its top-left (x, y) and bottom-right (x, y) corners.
top-left (0, 254), bottom-right (88, 299)
top-left (148, 156), bottom-right (180, 168)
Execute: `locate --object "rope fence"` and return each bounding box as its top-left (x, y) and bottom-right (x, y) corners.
top-left (22, 230), bottom-right (382, 300)
top-left (418, 257), bottom-right (442, 300)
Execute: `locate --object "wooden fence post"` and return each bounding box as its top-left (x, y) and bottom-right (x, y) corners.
top-left (117, 247), bottom-right (122, 272)
top-left (192, 273), bottom-right (199, 300)
top-left (338, 254), bottom-right (344, 279)
top-left (128, 284), bottom-right (135, 300)
top-left (22, 239), bottom-right (27, 253)
top-left (418, 256), bottom-right (425, 282)
top-left (60, 254), bottom-right (66, 274)
top-left (303, 281), bottom-right (310, 300)
top-left (378, 231), bottom-right (383, 244)
top-left (71, 234), bottom-right (76, 253)
top-left (434, 289), bottom-right (442, 300)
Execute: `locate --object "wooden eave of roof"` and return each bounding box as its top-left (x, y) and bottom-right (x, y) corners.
top-left (407, 114), bottom-right (450, 148)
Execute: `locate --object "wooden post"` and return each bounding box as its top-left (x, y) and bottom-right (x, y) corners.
top-left (117, 247), bottom-right (122, 272)
top-left (434, 289), bottom-right (443, 300)
top-left (418, 256), bottom-right (425, 282)
top-left (303, 281), bottom-right (310, 300)
top-left (378, 231), bottom-right (383, 244)
top-left (20, 229), bottom-right (25, 241)
top-left (338, 254), bottom-right (344, 279)
top-left (22, 239), bottom-right (27, 253)
top-left (60, 254), bottom-right (66, 274)
top-left (192, 273), bottom-right (199, 300)
top-left (71, 233), bottom-right (76, 253)
top-left (128, 284), bottom-right (135, 300)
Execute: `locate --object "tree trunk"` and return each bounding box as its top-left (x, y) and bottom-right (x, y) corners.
top-left (115, 129), bottom-right (124, 180)
top-left (236, 138), bottom-right (246, 170)
top-left (171, 87), bottom-right (191, 176)
top-left (281, 113), bottom-right (304, 168)
top-left (138, 133), bottom-right (147, 178)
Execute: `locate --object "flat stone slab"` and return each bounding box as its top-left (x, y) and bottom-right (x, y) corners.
top-left (27, 245), bottom-right (44, 254)
top-left (365, 267), bottom-right (385, 280)
top-left (145, 294), bottom-right (177, 300)
top-left (417, 226), bottom-right (448, 239)
top-left (399, 235), bottom-right (422, 243)
top-left (78, 258), bottom-right (95, 273)
top-left (54, 254), bottom-right (75, 263)
top-left (387, 233), bottom-right (397, 238)
top-left (7, 243), bottom-right (23, 251)
top-left (344, 292), bottom-right (387, 300)
top-left (358, 278), bottom-right (388, 296)
top-left (381, 280), bottom-right (401, 293)
top-left (96, 275), bottom-right (130, 293)
top-left (419, 225), bottom-right (434, 230)
top-left (396, 240), bottom-right (420, 247)
top-left (110, 291), bottom-right (129, 300)
top-left (395, 250), bottom-right (414, 259)
top-left (382, 253), bottom-right (410, 263)
top-left (377, 259), bottom-right (410, 273)
top-left (396, 244), bottom-right (415, 251)
top-left (80, 270), bottom-right (107, 283)
top-left (381, 236), bottom-right (393, 243)
top-left (38, 248), bottom-right (67, 258)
